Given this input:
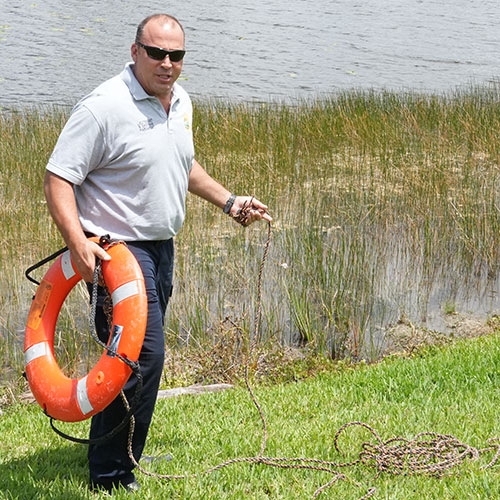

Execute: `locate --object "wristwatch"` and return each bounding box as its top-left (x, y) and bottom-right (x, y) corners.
top-left (223, 193), bottom-right (236, 214)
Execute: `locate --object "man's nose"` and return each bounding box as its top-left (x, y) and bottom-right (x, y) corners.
top-left (160, 55), bottom-right (173, 67)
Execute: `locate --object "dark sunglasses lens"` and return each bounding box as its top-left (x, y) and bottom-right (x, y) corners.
top-left (169, 50), bottom-right (185, 62)
top-left (145, 46), bottom-right (166, 60)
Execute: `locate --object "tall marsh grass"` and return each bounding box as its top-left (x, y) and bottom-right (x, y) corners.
top-left (1, 85), bottom-right (499, 389)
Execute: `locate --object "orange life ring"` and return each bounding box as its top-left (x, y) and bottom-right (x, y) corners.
top-left (24, 238), bottom-right (147, 423)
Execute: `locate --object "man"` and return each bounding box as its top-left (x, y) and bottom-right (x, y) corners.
top-left (44, 13), bottom-right (271, 493)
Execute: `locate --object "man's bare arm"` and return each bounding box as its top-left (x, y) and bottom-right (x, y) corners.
top-left (44, 171), bottom-right (109, 282)
top-left (188, 159), bottom-right (272, 223)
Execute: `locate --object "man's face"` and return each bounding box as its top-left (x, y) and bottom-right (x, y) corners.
top-left (131, 19), bottom-right (185, 100)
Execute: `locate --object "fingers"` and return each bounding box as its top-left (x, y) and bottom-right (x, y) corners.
top-left (247, 198), bottom-right (273, 223)
top-left (254, 207), bottom-right (273, 223)
top-left (249, 197), bottom-right (269, 213)
top-left (245, 208), bottom-right (271, 224)
top-left (94, 243), bottom-right (111, 262)
top-left (70, 240), bottom-right (111, 283)
top-left (230, 196), bottom-right (272, 226)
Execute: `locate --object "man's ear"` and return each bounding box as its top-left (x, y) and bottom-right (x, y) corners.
top-left (131, 43), bottom-right (138, 63)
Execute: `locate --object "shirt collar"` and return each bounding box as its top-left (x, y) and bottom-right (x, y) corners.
top-left (121, 62), bottom-right (180, 106)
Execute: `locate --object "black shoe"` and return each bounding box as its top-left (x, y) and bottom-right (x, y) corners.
top-left (90, 479), bottom-right (140, 495)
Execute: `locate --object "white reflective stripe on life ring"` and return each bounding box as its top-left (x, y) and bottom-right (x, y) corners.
top-left (61, 251), bottom-right (76, 280)
top-left (111, 280), bottom-right (140, 307)
top-left (24, 342), bottom-right (49, 366)
top-left (76, 376), bottom-right (93, 415)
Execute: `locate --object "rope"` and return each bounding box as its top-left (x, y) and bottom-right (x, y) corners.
top-left (122, 217), bottom-right (376, 498)
top-left (333, 421), bottom-right (500, 477)
top-left (121, 216), bottom-right (499, 498)
top-left (29, 225), bottom-right (499, 497)
top-left (25, 246), bottom-right (68, 286)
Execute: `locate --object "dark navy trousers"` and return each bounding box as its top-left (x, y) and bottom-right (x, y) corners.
top-left (87, 239), bottom-right (174, 489)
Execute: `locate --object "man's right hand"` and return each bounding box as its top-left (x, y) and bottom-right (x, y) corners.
top-left (69, 238), bottom-right (111, 283)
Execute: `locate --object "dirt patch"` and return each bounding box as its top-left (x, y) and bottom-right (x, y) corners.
top-left (385, 313), bottom-right (499, 355)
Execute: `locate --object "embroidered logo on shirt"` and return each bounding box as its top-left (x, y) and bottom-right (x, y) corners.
top-left (138, 118), bottom-right (155, 131)
top-left (184, 113), bottom-right (190, 131)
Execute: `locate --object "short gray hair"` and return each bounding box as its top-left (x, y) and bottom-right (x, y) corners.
top-left (135, 14), bottom-right (185, 43)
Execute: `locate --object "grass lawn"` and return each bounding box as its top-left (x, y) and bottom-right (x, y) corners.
top-left (1, 331), bottom-right (499, 499)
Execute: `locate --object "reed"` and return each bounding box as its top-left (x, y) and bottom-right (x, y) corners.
top-left (1, 84), bottom-right (499, 389)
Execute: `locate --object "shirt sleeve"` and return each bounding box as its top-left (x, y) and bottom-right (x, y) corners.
top-left (46, 104), bottom-right (106, 186)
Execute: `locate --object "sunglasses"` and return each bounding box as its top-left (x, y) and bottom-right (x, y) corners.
top-left (136, 41), bottom-right (185, 62)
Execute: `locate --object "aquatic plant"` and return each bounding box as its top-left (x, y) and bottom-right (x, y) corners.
top-left (1, 84), bottom-right (499, 388)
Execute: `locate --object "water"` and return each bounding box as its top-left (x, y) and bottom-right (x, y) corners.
top-left (1, 0), bottom-right (500, 107)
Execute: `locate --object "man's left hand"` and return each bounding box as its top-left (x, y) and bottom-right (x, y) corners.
top-left (230, 196), bottom-right (272, 226)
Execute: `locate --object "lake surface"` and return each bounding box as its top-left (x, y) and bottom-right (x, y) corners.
top-left (1, 0), bottom-right (500, 107)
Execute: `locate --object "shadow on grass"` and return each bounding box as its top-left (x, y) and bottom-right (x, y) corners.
top-left (0, 443), bottom-right (91, 500)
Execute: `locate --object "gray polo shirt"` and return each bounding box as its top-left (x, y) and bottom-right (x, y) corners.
top-left (47, 63), bottom-right (195, 241)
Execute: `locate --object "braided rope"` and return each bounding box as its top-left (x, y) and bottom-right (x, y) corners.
top-left (120, 217), bottom-right (499, 498)
top-left (121, 218), bottom-right (375, 497)
top-left (31, 226), bottom-right (498, 496)
top-left (333, 422), bottom-right (499, 478)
